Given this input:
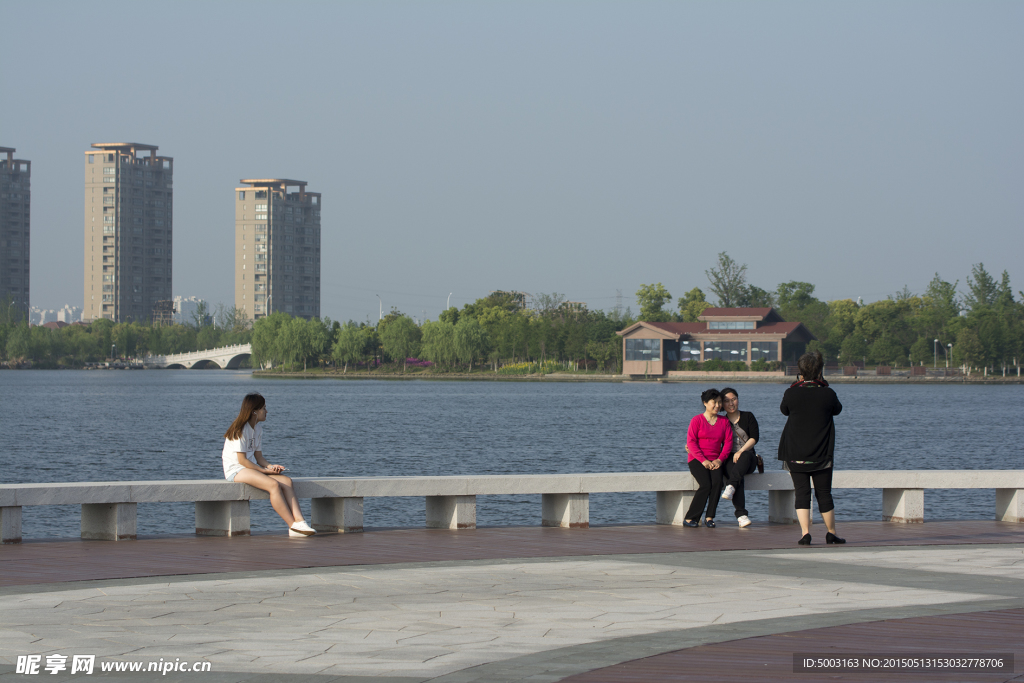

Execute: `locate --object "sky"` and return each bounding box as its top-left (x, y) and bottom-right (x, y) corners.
top-left (3, 1), bottom-right (1022, 322)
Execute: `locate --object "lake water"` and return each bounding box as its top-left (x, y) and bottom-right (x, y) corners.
top-left (2, 371), bottom-right (1022, 538)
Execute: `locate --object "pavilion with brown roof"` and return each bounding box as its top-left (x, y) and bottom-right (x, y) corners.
top-left (615, 307), bottom-right (815, 376)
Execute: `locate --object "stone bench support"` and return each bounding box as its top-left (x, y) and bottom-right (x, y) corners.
top-left (996, 489), bottom-right (1024, 523)
top-left (195, 500), bottom-right (250, 536)
top-left (542, 493), bottom-right (589, 528)
top-left (655, 491), bottom-right (695, 525)
top-left (883, 488), bottom-right (924, 523)
top-left (768, 490), bottom-right (798, 524)
top-left (82, 502), bottom-right (137, 541)
top-left (2, 471), bottom-right (1022, 542)
top-left (2, 506), bottom-right (22, 544)
top-left (312, 496), bottom-right (364, 533)
top-left (426, 495), bottom-right (476, 529)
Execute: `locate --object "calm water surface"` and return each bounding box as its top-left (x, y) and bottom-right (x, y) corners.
top-left (2, 371), bottom-right (1022, 538)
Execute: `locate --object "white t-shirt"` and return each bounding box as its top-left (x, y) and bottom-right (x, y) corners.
top-left (222, 423), bottom-right (262, 479)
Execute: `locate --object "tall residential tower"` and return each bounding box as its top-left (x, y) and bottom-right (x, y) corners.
top-left (234, 179), bottom-right (321, 320)
top-left (84, 143), bottom-right (173, 323)
top-left (0, 147), bottom-right (31, 318)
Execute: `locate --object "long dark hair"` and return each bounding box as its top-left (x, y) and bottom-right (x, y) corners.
top-left (225, 392), bottom-right (265, 440)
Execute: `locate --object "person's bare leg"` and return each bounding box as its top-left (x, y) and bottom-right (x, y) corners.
top-left (821, 510), bottom-right (836, 535)
top-left (270, 474), bottom-right (305, 522)
top-left (797, 508), bottom-right (812, 536)
top-left (234, 470), bottom-right (295, 526)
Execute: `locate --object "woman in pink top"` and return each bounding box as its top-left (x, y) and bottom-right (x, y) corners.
top-left (684, 388), bottom-right (733, 527)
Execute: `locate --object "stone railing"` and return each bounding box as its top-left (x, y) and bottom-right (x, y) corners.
top-left (1, 470), bottom-right (1022, 543)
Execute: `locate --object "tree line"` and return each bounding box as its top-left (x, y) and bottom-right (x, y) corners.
top-left (250, 292), bottom-right (628, 373)
top-left (0, 307), bottom-right (252, 367)
top-left (637, 253), bottom-right (1024, 371)
top-left (3, 254), bottom-right (1021, 373)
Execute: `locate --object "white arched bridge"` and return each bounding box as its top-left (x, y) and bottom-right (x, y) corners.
top-left (145, 343), bottom-right (252, 369)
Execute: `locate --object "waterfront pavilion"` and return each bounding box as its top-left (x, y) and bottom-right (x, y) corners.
top-left (616, 307), bottom-right (815, 376)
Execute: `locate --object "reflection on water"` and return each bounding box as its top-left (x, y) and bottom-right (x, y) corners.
top-left (2, 371), bottom-right (1021, 538)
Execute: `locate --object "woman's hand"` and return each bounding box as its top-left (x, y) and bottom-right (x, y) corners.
top-left (702, 460), bottom-right (713, 470)
top-left (708, 460), bottom-right (720, 470)
top-left (265, 464), bottom-right (285, 474)
top-left (733, 452), bottom-right (742, 463)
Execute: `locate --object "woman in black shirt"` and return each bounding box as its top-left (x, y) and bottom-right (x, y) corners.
top-left (778, 351), bottom-right (845, 545)
top-left (719, 387), bottom-right (762, 528)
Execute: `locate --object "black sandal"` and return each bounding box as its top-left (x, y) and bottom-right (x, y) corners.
top-left (704, 518), bottom-right (716, 528)
top-left (682, 519), bottom-right (698, 528)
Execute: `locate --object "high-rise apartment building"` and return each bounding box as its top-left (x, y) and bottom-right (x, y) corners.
top-left (0, 147), bottom-right (31, 318)
top-left (234, 179), bottom-right (321, 320)
top-left (84, 143), bottom-right (173, 323)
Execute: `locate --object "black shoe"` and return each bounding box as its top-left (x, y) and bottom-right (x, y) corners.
top-left (682, 519), bottom-right (699, 528)
top-left (798, 534), bottom-right (812, 545)
top-left (704, 518), bottom-right (716, 528)
top-left (826, 532), bottom-right (846, 544)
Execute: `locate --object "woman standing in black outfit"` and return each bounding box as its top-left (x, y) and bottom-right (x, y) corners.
top-left (778, 351), bottom-right (845, 545)
top-left (719, 387), bottom-right (762, 528)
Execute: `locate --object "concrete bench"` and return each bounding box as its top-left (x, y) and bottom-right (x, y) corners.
top-left (1, 470), bottom-right (1021, 543)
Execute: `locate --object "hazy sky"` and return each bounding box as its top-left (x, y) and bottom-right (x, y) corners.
top-left (3, 1), bottom-right (1022, 321)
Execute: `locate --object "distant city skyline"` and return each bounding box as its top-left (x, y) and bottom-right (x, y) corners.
top-left (3, 1), bottom-right (1022, 322)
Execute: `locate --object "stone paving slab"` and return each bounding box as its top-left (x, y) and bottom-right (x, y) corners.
top-left (2, 544), bottom-right (1024, 682)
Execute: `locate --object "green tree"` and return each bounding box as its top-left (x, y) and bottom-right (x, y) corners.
top-left (111, 323), bottom-right (140, 358)
top-left (776, 282), bottom-right (817, 311)
top-left (380, 315), bottom-right (422, 372)
top-left (420, 320), bottom-right (458, 370)
top-left (251, 312), bottom-right (290, 368)
top-left (677, 287), bottom-right (711, 322)
top-left (705, 252), bottom-right (747, 307)
top-left (191, 300), bottom-right (211, 328)
top-left (954, 326), bottom-right (984, 369)
top-left (306, 317), bottom-right (332, 370)
top-left (909, 337), bottom-right (933, 366)
top-left (839, 335), bottom-right (867, 366)
top-left (454, 315), bottom-right (486, 371)
top-left (869, 334), bottom-right (904, 366)
top-left (737, 285), bottom-right (775, 308)
top-left (6, 325), bottom-right (30, 361)
top-left (439, 307), bottom-right (460, 325)
top-left (965, 263), bottom-right (998, 311)
top-left (635, 283), bottom-right (672, 322)
top-left (332, 321), bottom-right (368, 372)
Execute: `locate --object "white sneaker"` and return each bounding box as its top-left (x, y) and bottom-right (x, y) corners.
top-left (737, 515), bottom-right (752, 528)
top-left (289, 521), bottom-right (315, 536)
top-left (721, 485), bottom-right (735, 501)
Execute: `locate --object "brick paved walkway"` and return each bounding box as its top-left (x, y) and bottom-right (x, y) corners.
top-left (563, 608), bottom-right (1024, 683)
top-left (2, 520), bottom-right (1021, 587)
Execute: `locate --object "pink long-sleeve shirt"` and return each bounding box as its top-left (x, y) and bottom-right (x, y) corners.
top-left (686, 413), bottom-right (732, 463)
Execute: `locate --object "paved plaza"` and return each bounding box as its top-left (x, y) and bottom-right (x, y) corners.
top-left (1, 527), bottom-right (1023, 682)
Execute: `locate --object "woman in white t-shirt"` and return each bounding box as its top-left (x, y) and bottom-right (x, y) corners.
top-left (223, 392), bottom-right (315, 537)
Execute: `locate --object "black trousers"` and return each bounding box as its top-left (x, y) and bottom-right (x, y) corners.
top-left (686, 459), bottom-right (724, 520)
top-left (724, 452), bottom-right (758, 518)
top-left (790, 467), bottom-right (835, 513)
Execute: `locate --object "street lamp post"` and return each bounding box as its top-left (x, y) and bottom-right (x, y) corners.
top-left (933, 339), bottom-right (939, 368)
top-left (447, 292), bottom-right (452, 310)
top-left (376, 295), bottom-right (382, 322)
top-left (111, 343), bottom-right (116, 361)
top-left (948, 343), bottom-right (953, 371)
